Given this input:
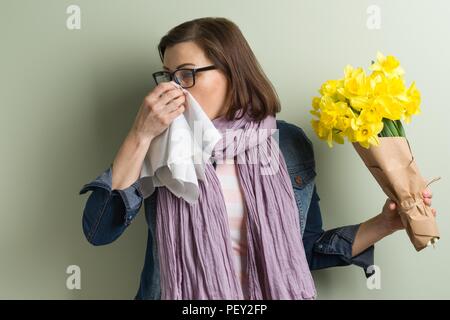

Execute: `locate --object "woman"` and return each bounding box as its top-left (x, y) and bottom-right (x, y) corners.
top-left (79, 17), bottom-right (436, 300)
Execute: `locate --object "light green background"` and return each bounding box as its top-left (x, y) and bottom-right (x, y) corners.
top-left (1, 0), bottom-right (449, 299)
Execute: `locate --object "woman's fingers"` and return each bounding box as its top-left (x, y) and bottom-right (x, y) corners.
top-left (159, 88), bottom-right (184, 106)
top-left (422, 188), bottom-right (432, 199)
top-left (151, 81), bottom-right (180, 100)
top-left (166, 103), bottom-right (185, 121)
top-left (162, 95), bottom-right (186, 114)
top-left (386, 192), bottom-right (436, 217)
top-left (423, 187), bottom-right (436, 216)
top-left (422, 188), bottom-right (433, 207)
top-left (389, 201), bottom-right (396, 211)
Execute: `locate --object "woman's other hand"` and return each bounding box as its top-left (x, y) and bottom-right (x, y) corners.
top-left (380, 188), bottom-right (436, 234)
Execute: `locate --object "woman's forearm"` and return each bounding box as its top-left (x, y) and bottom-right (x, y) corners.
top-left (111, 130), bottom-right (153, 190)
top-left (351, 213), bottom-right (396, 257)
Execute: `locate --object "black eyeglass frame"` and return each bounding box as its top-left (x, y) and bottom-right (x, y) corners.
top-left (152, 65), bottom-right (217, 88)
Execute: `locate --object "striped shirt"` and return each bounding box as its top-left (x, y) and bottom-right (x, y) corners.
top-left (215, 157), bottom-right (249, 299)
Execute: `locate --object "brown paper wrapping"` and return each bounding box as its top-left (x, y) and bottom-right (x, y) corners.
top-left (352, 137), bottom-right (440, 251)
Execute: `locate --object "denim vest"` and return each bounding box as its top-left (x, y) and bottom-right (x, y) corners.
top-left (79, 120), bottom-right (374, 300)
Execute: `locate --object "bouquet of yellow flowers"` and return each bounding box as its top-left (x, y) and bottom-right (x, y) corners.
top-left (310, 52), bottom-right (441, 251)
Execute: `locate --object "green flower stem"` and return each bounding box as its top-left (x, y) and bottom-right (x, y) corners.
top-left (392, 119), bottom-right (400, 135)
top-left (388, 119), bottom-right (399, 136)
top-left (396, 120), bottom-right (406, 137)
top-left (380, 118), bottom-right (392, 137)
top-left (380, 118), bottom-right (399, 137)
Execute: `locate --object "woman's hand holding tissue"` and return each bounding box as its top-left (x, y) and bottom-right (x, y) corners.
top-left (131, 81), bottom-right (186, 144)
top-left (111, 81), bottom-right (186, 190)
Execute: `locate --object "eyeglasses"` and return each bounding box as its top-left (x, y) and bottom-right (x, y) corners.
top-left (152, 65), bottom-right (217, 88)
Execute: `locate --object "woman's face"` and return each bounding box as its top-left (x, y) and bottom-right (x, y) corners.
top-left (163, 41), bottom-right (229, 120)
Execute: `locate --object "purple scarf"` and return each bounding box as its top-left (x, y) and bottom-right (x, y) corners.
top-left (155, 109), bottom-right (316, 299)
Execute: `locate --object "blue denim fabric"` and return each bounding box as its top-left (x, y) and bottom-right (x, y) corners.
top-left (79, 120), bottom-right (374, 299)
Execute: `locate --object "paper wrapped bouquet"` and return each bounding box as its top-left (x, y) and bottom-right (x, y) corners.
top-left (310, 52), bottom-right (441, 251)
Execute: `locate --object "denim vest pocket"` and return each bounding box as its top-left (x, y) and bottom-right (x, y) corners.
top-left (288, 164), bottom-right (317, 235)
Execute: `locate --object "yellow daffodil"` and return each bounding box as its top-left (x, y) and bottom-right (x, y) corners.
top-left (319, 80), bottom-right (340, 96)
top-left (372, 96), bottom-right (404, 120)
top-left (310, 52), bottom-right (422, 148)
top-left (311, 119), bottom-right (334, 147)
top-left (370, 51), bottom-right (405, 78)
top-left (338, 65), bottom-right (370, 99)
top-left (351, 120), bottom-right (384, 149)
top-left (403, 82), bottom-right (421, 123)
top-left (335, 101), bottom-right (356, 132)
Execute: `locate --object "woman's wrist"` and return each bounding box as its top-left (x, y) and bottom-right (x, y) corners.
top-left (374, 212), bottom-right (399, 237)
top-left (129, 128), bottom-right (154, 147)
top-left (377, 213), bottom-right (401, 236)
top-left (352, 213), bottom-right (397, 257)
top-left (111, 129), bottom-right (153, 190)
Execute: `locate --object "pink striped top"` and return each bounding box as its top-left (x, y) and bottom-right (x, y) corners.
top-left (215, 157), bottom-right (249, 299)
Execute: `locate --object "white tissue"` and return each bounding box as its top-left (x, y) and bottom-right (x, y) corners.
top-left (138, 83), bottom-right (222, 203)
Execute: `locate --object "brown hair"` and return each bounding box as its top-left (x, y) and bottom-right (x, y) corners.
top-left (157, 17), bottom-right (281, 121)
